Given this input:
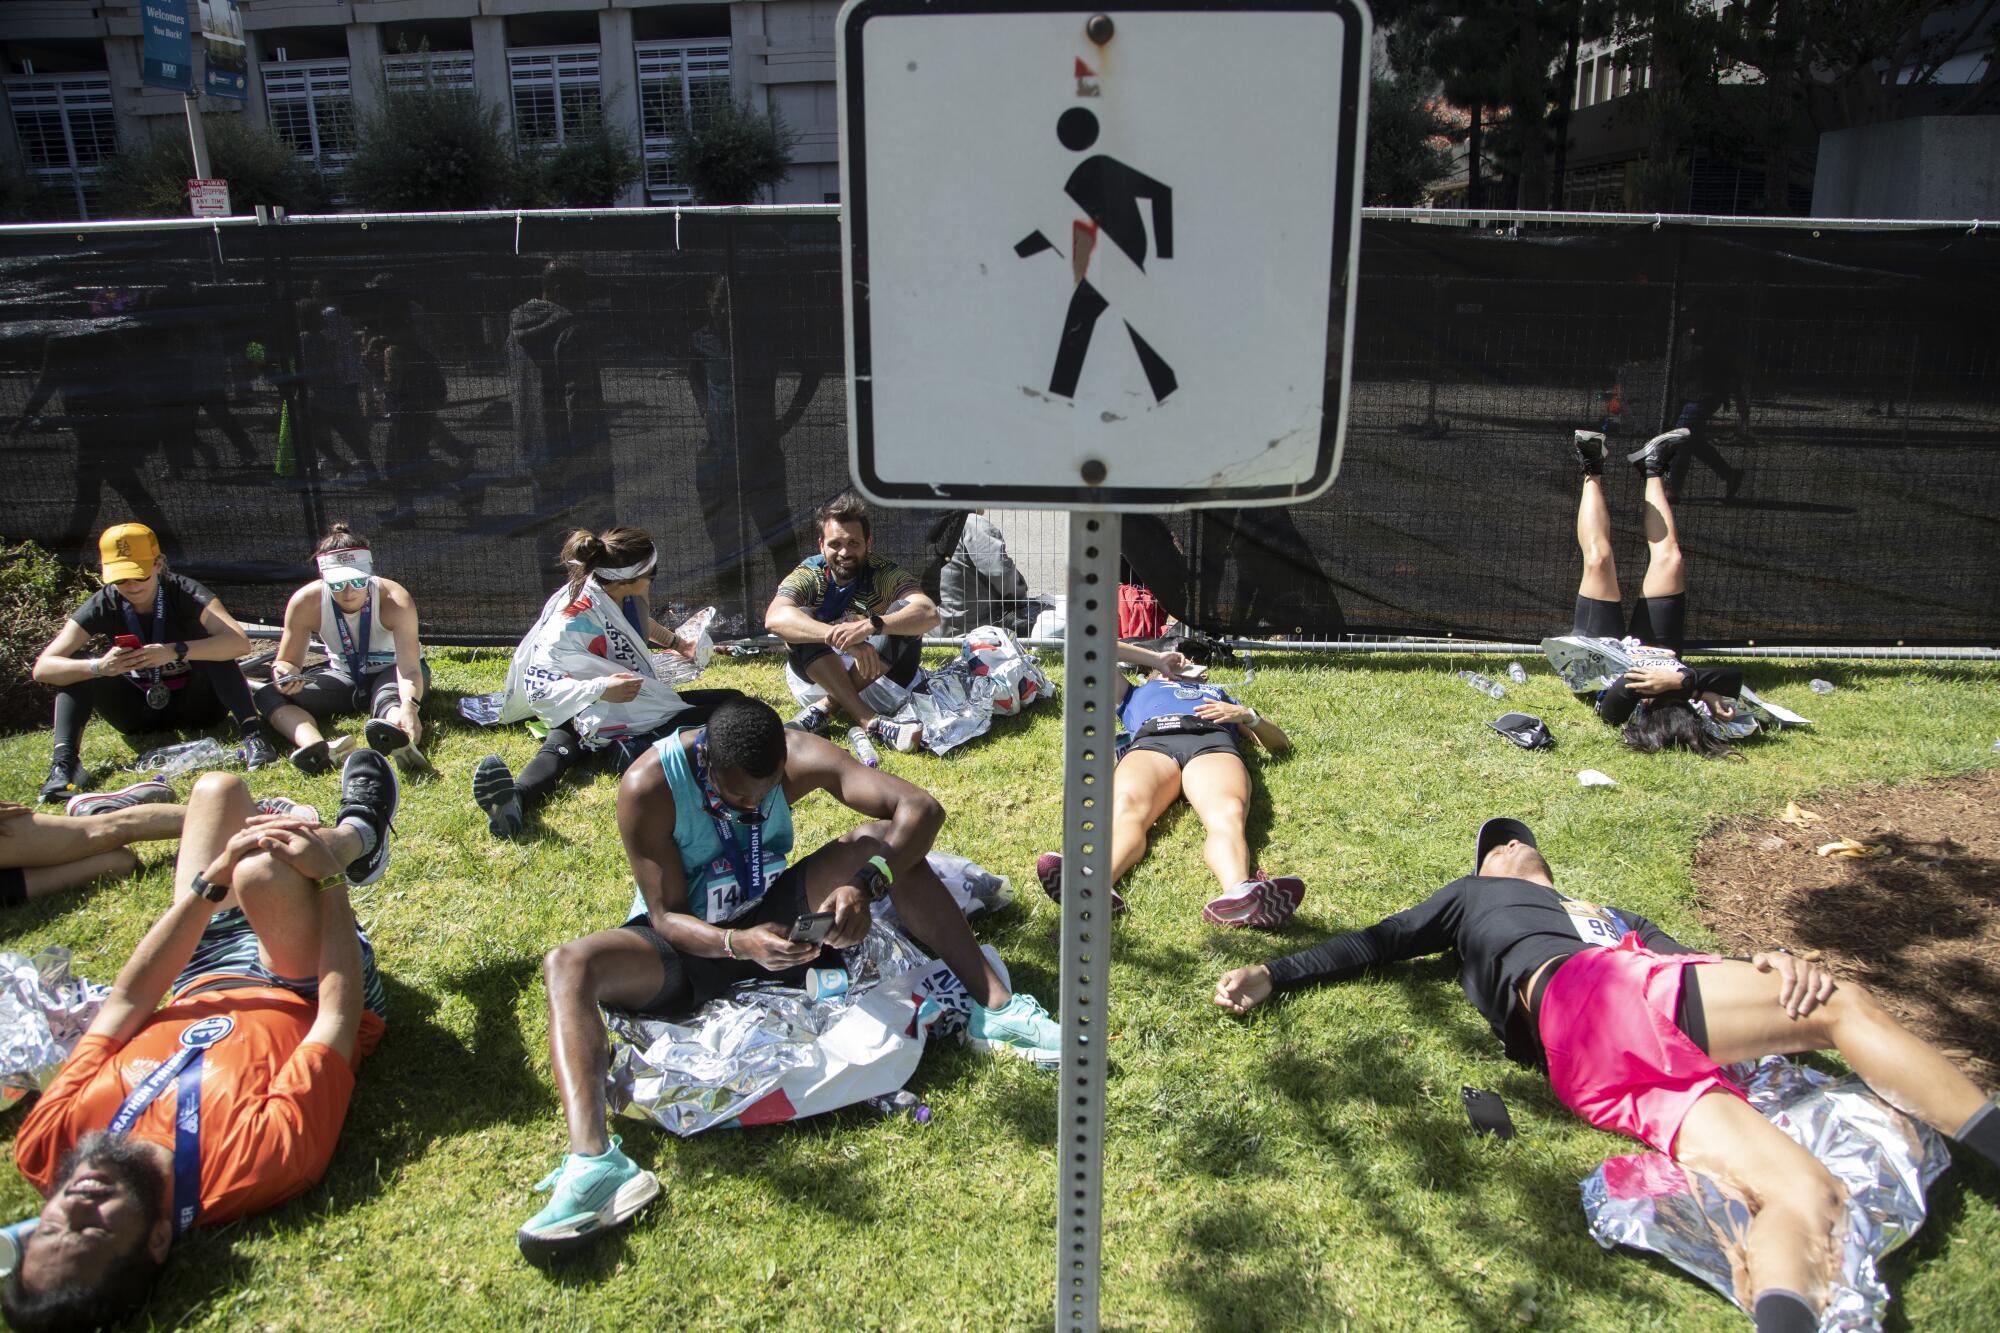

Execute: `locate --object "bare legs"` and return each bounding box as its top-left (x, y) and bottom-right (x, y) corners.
top-left (1179, 753), bottom-right (1254, 890)
top-left (264, 701), bottom-right (327, 752)
top-left (1575, 472), bottom-right (1685, 601)
top-left (1639, 475), bottom-right (1686, 598)
top-left (802, 652), bottom-right (881, 727)
top-left (1671, 961), bottom-right (1991, 1310)
top-left (4, 804), bottom-right (186, 901)
top-left (1109, 749), bottom-right (1183, 884)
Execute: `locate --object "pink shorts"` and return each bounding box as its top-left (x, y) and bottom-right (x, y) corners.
top-left (1536, 935), bottom-right (1745, 1155)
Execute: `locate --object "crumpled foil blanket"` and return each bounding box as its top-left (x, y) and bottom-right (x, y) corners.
top-left (0, 948), bottom-right (106, 1106)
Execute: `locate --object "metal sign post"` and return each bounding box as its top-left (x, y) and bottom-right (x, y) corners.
top-left (837, 2), bottom-right (1369, 1326)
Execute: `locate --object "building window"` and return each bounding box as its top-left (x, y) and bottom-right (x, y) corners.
top-left (262, 60), bottom-right (356, 179)
top-left (636, 41), bottom-right (731, 203)
top-left (4, 74), bottom-right (115, 220)
top-left (508, 46), bottom-right (602, 147)
top-left (382, 51), bottom-right (475, 94)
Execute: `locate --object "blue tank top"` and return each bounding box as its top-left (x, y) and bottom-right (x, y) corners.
top-left (631, 728), bottom-right (795, 924)
top-left (1119, 678), bottom-right (1239, 735)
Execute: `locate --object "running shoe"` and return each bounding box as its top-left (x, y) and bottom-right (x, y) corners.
top-left (1201, 876), bottom-right (1307, 930)
top-left (328, 734), bottom-right (361, 762)
top-left (786, 702), bottom-right (831, 735)
top-left (39, 754), bottom-right (83, 804)
top-left (518, 1137), bottom-right (661, 1254)
top-left (64, 777), bottom-right (173, 818)
top-left (1627, 426), bottom-right (1689, 478)
top-left (1572, 429), bottom-right (1606, 477)
top-left (963, 992), bottom-right (1061, 1069)
top-left (866, 717), bottom-right (923, 754)
top-left (334, 750), bottom-right (398, 886)
top-left (473, 755), bottom-right (524, 839)
top-left (1034, 852), bottom-right (1126, 914)
top-left (240, 727), bottom-right (280, 771)
top-left (290, 739), bottom-right (331, 776)
top-left (363, 718), bottom-right (410, 756)
top-left (256, 795), bottom-right (322, 825)
top-left (391, 742), bottom-right (433, 776)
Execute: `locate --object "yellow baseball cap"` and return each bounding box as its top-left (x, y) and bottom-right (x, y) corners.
top-left (98, 523), bottom-right (161, 583)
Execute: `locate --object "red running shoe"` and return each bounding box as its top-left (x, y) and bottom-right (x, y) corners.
top-left (1034, 852), bottom-right (1126, 913)
top-left (1202, 876), bottom-right (1306, 929)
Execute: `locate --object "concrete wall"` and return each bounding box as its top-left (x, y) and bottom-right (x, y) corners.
top-left (1812, 116), bottom-right (2000, 220)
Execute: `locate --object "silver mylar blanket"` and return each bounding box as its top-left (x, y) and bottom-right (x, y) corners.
top-left (1581, 1057), bottom-right (1949, 1331)
top-left (0, 948), bottom-right (106, 1106)
top-left (1541, 635), bottom-right (1814, 742)
top-left (603, 852), bottom-right (1012, 1136)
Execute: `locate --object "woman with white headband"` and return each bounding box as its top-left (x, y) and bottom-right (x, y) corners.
top-left (472, 526), bottom-right (743, 839)
top-left (255, 523), bottom-right (429, 773)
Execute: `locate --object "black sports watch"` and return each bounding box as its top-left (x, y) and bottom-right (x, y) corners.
top-left (868, 613), bottom-right (885, 634)
top-left (173, 641), bottom-right (189, 662)
top-left (855, 855), bottom-right (894, 902)
top-left (186, 871), bottom-right (228, 902)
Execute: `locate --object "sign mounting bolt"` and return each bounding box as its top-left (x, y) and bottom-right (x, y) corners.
top-left (1086, 14), bottom-right (1115, 43)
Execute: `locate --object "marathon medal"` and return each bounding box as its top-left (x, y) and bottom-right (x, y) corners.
top-left (122, 588), bottom-right (171, 710)
top-left (146, 681), bottom-right (171, 710)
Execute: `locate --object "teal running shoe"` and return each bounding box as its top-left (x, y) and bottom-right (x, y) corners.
top-left (517, 1137), bottom-right (661, 1254)
top-left (964, 992), bottom-right (1061, 1069)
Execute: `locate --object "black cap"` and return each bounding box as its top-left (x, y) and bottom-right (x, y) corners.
top-left (1474, 818), bottom-right (1538, 874)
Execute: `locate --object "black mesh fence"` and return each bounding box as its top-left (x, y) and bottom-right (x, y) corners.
top-left (1, 212), bottom-right (1994, 646)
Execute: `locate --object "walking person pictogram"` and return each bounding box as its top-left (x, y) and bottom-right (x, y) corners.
top-left (1016, 108), bottom-right (1178, 403)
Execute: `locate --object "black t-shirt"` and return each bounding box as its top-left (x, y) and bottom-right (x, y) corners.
top-left (70, 574), bottom-right (216, 685)
top-left (1596, 663), bottom-right (1744, 724)
top-left (1264, 875), bottom-right (1699, 1067)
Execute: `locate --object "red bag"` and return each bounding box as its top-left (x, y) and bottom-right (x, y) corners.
top-left (1118, 584), bottom-right (1165, 639)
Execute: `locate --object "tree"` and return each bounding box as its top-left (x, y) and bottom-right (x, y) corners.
top-left (1365, 71), bottom-right (1458, 205)
top-left (344, 83), bottom-right (517, 212)
top-left (667, 96), bottom-right (796, 205)
top-left (515, 110), bottom-right (642, 208)
top-left (96, 113), bottom-right (330, 219)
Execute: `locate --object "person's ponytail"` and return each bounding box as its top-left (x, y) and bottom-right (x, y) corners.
top-left (559, 529), bottom-right (605, 597)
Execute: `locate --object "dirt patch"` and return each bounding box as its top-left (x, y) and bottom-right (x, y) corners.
top-left (1694, 770), bottom-right (2000, 1085)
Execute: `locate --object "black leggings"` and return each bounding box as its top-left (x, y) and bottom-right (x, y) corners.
top-left (1572, 592), bottom-right (1687, 658)
top-left (52, 664), bottom-right (258, 757)
top-left (515, 688), bottom-right (746, 812)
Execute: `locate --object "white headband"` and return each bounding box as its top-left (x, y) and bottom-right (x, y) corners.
top-left (570, 551), bottom-right (657, 582)
top-left (316, 547), bottom-right (374, 579)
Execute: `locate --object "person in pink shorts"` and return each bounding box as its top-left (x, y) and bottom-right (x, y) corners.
top-left (1213, 818), bottom-right (2000, 1333)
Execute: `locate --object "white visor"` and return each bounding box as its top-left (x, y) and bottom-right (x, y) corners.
top-left (316, 548), bottom-right (375, 583)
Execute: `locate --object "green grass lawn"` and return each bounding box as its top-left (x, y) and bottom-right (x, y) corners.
top-left (3, 651), bottom-right (1998, 1331)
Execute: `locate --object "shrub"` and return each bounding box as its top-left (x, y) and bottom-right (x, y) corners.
top-left (345, 85), bottom-right (518, 212)
top-left (0, 171), bottom-right (75, 223)
top-left (0, 539), bottom-right (93, 735)
top-left (516, 113), bottom-right (642, 208)
top-left (96, 113), bottom-right (331, 219)
top-left (667, 97), bottom-right (796, 205)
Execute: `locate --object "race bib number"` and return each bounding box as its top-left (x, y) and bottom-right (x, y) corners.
top-left (1561, 899), bottom-right (1624, 948)
top-left (698, 858), bottom-right (786, 923)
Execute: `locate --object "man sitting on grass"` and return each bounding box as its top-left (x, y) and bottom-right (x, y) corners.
top-left (4, 755), bottom-right (397, 1332)
top-left (1213, 818), bottom-right (2000, 1333)
top-left (522, 697), bottom-right (1060, 1254)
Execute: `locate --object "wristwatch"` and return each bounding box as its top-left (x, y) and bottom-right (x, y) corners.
top-left (868, 613), bottom-right (886, 634)
top-left (855, 854), bottom-right (895, 902)
top-left (185, 872), bottom-right (228, 902)
top-left (173, 641), bottom-right (189, 662)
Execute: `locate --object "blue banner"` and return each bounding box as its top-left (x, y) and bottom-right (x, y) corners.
top-left (200, 0), bottom-right (247, 102)
top-left (140, 0), bottom-right (194, 94)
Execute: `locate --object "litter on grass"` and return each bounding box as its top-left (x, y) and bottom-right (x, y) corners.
top-left (1817, 838), bottom-right (1890, 859)
top-left (1578, 769), bottom-right (1618, 788)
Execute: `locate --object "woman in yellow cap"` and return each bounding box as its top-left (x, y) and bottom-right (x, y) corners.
top-left (30, 523), bottom-right (278, 802)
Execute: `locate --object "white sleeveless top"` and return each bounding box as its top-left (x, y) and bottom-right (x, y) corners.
top-left (314, 580), bottom-right (397, 680)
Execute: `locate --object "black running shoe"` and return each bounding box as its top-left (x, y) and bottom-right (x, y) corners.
top-left (1627, 427), bottom-right (1689, 478)
top-left (240, 726), bottom-right (281, 770)
top-left (473, 754), bottom-right (524, 839)
top-left (364, 718), bottom-right (409, 755)
top-left (335, 750), bottom-right (399, 886)
top-left (290, 739), bottom-right (331, 776)
top-left (1572, 429), bottom-right (1607, 477)
top-left (38, 753), bottom-right (83, 804)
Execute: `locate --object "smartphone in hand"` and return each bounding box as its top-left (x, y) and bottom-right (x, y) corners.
top-left (113, 634), bottom-right (143, 650)
top-left (789, 911), bottom-right (835, 944)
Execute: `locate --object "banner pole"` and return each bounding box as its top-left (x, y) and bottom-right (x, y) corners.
top-left (184, 93), bottom-right (212, 181)
top-left (1057, 509), bottom-right (1118, 1332)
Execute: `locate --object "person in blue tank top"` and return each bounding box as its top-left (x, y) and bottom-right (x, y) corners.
top-left (519, 698), bottom-right (1060, 1255)
top-left (1036, 654), bottom-right (1305, 930)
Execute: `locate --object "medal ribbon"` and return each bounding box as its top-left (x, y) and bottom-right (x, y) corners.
top-left (118, 589), bottom-right (168, 700)
top-left (104, 1044), bottom-right (205, 1237)
top-left (692, 732), bottom-right (765, 913)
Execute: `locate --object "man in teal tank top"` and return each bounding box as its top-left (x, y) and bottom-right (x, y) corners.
top-left (518, 698), bottom-right (1060, 1255)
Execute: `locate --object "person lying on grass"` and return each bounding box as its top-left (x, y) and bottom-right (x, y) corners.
top-left (1559, 426), bottom-right (1747, 758)
top-left (522, 698), bottom-right (1061, 1255)
top-left (1036, 648), bottom-right (1303, 929)
top-left (4, 756), bottom-right (398, 1332)
top-left (1, 782), bottom-right (183, 912)
top-left (1213, 817), bottom-right (2000, 1333)
top-left (253, 523), bottom-right (430, 776)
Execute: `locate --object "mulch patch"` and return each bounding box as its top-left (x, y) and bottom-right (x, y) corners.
top-left (1694, 769), bottom-right (2000, 1085)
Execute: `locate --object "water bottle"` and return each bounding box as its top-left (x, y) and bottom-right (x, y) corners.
top-left (862, 1090), bottom-right (931, 1124)
top-left (0, 1219), bottom-right (38, 1279)
top-left (847, 726), bottom-right (880, 768)
top-left (1507, 662), bottom-right (1529, 685)
top-left (1809, 679), bottom-right (1835, 695)
top-left (134, 737), bottom-right (234, 777)
top-left (1455, 670), bottom-right (1506, 700)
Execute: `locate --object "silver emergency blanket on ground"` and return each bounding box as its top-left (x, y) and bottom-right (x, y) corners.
top-left (0, 948), bottom-right (106, 1107)
top-left (603, 854), bottom-right (1013, 1136)
top-left (1541, 635), bottom-right (1814, 741)
top-left (1580, 1057), bottom-right (1950, 1331)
